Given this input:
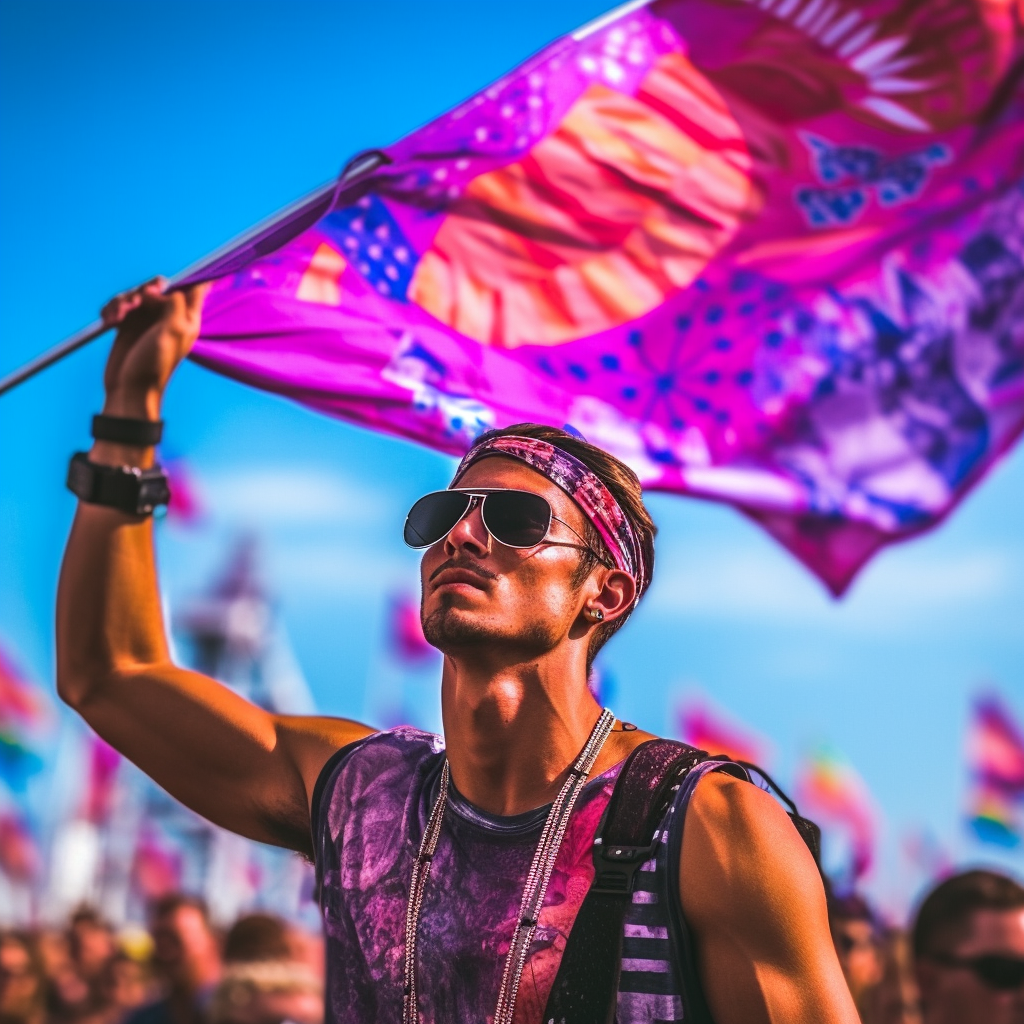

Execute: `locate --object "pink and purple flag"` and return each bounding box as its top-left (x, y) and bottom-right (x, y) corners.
top-left (966, 694), bottom-right (1024, 847)
top-left (183, 0), bottom-right (1024, 593)
top-left (677, 698), bottom-right (767, 764)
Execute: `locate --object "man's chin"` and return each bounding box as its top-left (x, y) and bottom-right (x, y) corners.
top-left (422, 608), bottom-right (499, 651)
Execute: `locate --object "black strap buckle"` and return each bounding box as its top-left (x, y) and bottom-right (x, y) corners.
top-left (590, 841), bottom-right (656, 896)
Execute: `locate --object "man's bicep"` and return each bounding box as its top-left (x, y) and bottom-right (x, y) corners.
top-left (679, 774), bottom-right (858, 1024)
top-left (76, 664), bottom-right (374, 853)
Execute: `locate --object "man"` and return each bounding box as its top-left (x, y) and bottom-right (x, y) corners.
top-left (912, 869), bottom-right (1024, 1024)
top-left (126, 896), bottom-right (221, 1024)
top-left (0, 932), bottom-right (46, 1024)
top-left (56, 280), bottom-right (856, 1023)
top-left (829, 893), bottom-right (885, 1017)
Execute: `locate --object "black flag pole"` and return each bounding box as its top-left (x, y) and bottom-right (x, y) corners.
top-left (0, 179), bottom-right (337, 398)
top-left (0, 148), bottom-right (392, 399)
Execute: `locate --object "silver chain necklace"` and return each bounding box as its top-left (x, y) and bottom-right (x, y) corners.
top-left (402, 707), bottom-right (616, 1024)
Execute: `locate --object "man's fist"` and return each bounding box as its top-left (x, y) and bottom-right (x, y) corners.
top-left (100, 277), bottom-right (211, 419)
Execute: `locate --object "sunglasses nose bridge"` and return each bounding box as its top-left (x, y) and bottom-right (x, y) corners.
top-left (443, 493), bottom-right (491, 551)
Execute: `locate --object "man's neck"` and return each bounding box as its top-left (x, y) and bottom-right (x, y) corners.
top-left (440, 647), bottom-right (602, 816)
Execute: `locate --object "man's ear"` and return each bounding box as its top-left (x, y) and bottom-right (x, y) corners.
top-left (591, 569), bottom-right (636, 624)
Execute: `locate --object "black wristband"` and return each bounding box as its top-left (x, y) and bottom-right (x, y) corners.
top-left (91, 414), bottom-right (164, 446)
top-left (67, 452), bottom-right (171, 516)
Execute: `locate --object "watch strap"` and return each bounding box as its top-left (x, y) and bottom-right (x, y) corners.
top-left (91, 414), bottom-right (164, 446)
top-left (67, 452), bottom-right (171, 516)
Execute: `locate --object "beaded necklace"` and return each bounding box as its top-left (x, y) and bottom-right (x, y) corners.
top-left (402, 707), bottom-right (616, 1024)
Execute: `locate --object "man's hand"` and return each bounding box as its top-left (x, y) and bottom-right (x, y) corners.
top-left (99, 277), bottom-right (210, 421)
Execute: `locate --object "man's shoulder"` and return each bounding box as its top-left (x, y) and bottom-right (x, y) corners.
top-left (681, 770), bottom-right (824, 925)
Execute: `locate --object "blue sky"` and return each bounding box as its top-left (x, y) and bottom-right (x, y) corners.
top-left (1, 0), bottom-right (1021, 917)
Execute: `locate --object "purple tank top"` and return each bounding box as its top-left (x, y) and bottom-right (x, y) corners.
top-left (312, 727), bottom-right (718, 1024)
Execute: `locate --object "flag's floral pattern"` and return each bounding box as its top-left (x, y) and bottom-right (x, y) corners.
top-left (189, 0), bottom-right (1024, 593)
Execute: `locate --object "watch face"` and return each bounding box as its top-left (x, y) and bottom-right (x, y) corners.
top-left (137, 476), bottom-right (171, 514)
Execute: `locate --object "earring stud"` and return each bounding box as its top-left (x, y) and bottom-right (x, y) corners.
top-left (588, 607), bottom-right (604, 622)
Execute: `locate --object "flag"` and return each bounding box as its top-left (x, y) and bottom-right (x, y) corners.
top-left (164, 457), bottom-right (203, 525)
top-left (966, 694), bottom-right (1024, 847)
top-left (0, 645), bottom-right (47, 728)
top-left (0, 809), bottom-right (40, 883)
top-left (388, 594), bottom-right (436, 662)
top-left (677, 698), bottom-right (766, 764)
top-left (82, 735), bottom-right (121, 824)
top-left (132, 827), bottom-right (182, 899)
top-left (183, 0), bottom-right (1024, 594)
top-left (796, 746), bottom-right (876, 883)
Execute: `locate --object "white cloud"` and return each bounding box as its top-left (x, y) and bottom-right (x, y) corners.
top-left (200, 466), bottom-right (389, 528)
top-left (646, 542), bottom-right (1014, 631)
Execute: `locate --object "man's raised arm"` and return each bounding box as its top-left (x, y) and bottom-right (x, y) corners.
top-left (56, 279), bottom-right (374, 857)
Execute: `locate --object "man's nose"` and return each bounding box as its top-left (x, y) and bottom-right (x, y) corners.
top-left (444, 500), bottom-right (490, 556)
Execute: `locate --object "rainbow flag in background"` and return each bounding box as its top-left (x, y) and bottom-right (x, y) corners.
top-left (179, 0), bottom-right (1024, 595)
top-left (0, 646), bottom-right (47, 729)
top-left (966, 694), bottom-right (1024, 847)
top-left (0, 646), bottom-right (48, 793)
top-left (796, 745), bottom-right (876, 883)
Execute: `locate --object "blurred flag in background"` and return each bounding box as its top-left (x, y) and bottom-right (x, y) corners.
top-left (678, 697), bottom-right (768, 764)
top-left (797, 746), bottom-right (877, 888)
top-left (966, 694), bottom-right (1024, 848)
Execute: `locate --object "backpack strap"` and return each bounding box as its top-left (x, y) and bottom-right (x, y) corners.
top-left (543, 739), bottom-right (706, 1024)
top-left (543, 743), bottom-right (827, 1024)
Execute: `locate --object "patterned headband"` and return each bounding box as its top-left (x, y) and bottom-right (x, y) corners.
top-left (453, 435), bottom-right (649, 601)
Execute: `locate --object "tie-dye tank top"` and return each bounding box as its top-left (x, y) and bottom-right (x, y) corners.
top-left (312, 727), bottom-right (721, 1024)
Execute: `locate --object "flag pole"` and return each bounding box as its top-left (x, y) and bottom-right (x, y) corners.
top-left (0, 151), bottom-right (388, 399)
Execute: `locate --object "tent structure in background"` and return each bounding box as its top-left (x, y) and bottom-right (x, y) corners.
top-left (166, 0), bottom-right (1024, 595)
top-left (965, 693), bottom-right (1024, 848)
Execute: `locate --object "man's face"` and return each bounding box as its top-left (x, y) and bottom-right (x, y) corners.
top-left (832, 918), bottom-right (883, 999)
top-left (0, 938), bottom-right (39, 1020)
top-left (151, 907), bottom-right (219, 989)
top-left (917, 907), bottom-right (1024, 1024)
top-left (419, 457), bottom-right (601, 659)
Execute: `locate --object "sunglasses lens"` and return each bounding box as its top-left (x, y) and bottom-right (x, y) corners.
top-left (482, 491), bottom-right (551, 547)
top-left (975, 956), bottom-right (1024, 990)
top-left (404, 492), bottom-right (471, 547)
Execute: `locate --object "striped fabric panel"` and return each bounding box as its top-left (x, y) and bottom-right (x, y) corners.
top-left (616, 800), bottom-right (687, 1023)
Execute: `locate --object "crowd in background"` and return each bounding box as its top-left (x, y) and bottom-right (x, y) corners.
top-left (0, 897), bottom-right (322, 1024)
top-left (1, 868), bottom-right (1021, 1024)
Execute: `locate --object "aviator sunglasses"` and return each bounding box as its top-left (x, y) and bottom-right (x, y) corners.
top-left (930, 953), bottom-right (1024, 991)
top-left (404, 488), bottom-right (611, 564)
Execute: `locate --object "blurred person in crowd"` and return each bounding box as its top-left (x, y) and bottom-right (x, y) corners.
top-left (56, 282), bottom-right (856, 1024)
top-left (212, 915), bottom-right (321, 1024)
top-left (34, 928), bottom-right (91, 1023)
top-left (830, 893), bottom-right (885, 1018)
top-left (0, 932), bottom-right (46, 1024)
top-left (912, 869), bottom-right (1024, 1024)
top-left (865, 929), bottom-right (921, 1024)
top-left (97, 950), bottom-right (155, 1024)
top-left (127, 896), bottom-right (221, 1024)
top-left (68, 911), bottom-right (116, 993)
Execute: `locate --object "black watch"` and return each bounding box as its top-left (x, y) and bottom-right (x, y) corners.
top-left (66, 452), bottom-right (171, 516)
